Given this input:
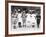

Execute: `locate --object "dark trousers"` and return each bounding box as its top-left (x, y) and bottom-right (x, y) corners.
top-left (37, 19), bottom-right (40, 28)
top-left (18, 22), bottom-right (21, 28)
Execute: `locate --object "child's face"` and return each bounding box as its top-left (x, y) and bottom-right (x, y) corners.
top-left (23, 11), bottom-right (26, 14)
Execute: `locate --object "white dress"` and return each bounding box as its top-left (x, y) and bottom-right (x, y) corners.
top-left (26, 14), bottom-right (31, 26)
top-left (17, 13), bottom-right (23, 26)
top-left (26, 14), bottom-right (37, 27)
top-left (31, 14), bottom-right (37, 28)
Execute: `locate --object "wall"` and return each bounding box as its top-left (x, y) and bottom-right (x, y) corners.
top-left (0, 0), bottom-right (46, 37)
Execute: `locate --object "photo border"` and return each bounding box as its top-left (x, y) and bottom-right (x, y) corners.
top-left (5, 1), bottom-right (45, 37)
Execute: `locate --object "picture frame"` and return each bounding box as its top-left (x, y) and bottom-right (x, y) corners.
top-left (5, 1), bottom-right (45, 37)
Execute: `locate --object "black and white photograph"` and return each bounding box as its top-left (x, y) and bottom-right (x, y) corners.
top-left (11, 6), bottom-right (40, 29)
top-left (8, 2), bottom-right (45, 35)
